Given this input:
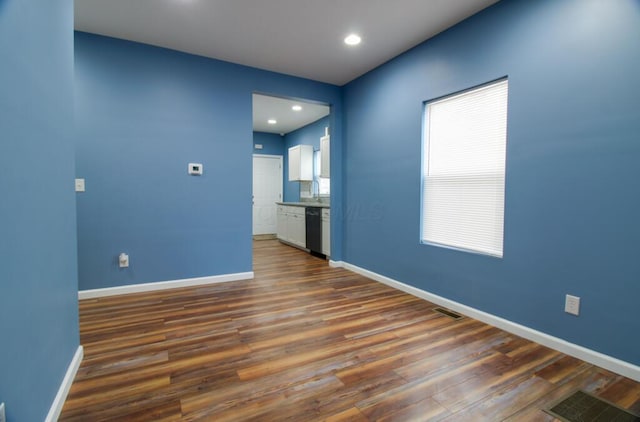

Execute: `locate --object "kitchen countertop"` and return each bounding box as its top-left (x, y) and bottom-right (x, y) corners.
top-left (277, 202), bottom-right (330, 209)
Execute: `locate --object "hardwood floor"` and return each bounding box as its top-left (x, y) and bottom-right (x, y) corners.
top-left (60, 240), bottom-right (640, 421)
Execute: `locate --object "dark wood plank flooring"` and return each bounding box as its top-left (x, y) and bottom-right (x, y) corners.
top-left (59, 240), bottom-right (640, 421)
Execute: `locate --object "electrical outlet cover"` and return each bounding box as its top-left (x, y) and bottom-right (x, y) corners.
top-left (75, 178), bottom-right (85, 192)
top-left (565, 294), bottom-right (580, 316)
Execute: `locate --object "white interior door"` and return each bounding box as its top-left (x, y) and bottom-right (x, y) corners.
top-left (253, 155), bottom-right (283, 235)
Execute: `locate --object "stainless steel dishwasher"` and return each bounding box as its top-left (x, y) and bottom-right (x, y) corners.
top-left (305, 207), bottom-right (323, 257)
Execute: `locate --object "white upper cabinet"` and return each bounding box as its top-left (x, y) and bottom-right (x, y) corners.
top-left (288, 145), bottom-right (313, 181)
top-left (320, 135), bottom-right (330, 178)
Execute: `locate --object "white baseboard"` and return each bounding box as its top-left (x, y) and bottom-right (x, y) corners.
top-left (45, 345), bottom-right (83, 422)
top-left (78, 272), bottom-right (254, 300)
top-left (329, 260), bottom-right (343, 268)
top-left (337, 260), bottom-right (640, 383)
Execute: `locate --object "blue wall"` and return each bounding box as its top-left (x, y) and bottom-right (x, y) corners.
top-left (343, 0), bottom-right (640, 365)
top-left (283, 116), bottom-right (330, 202)
top-left (0, 0), bottom-right (79, 421)
top-left (253, 132), bottom-right (284, 156)
top-left (75, 33), bottom-right (343, 290)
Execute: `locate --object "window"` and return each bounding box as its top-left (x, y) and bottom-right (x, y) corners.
top-left (421, 79), bottom-right (508, 257)
top-left (314, 150), bottom-right (330, 196)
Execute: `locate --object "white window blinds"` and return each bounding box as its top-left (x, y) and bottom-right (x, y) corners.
top-left (422, 79), bottom-right (508, 257)
top-left (314, 150), bottom-right (330, 195)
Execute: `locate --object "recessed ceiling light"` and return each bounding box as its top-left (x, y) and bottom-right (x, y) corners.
top-left (344, 34), bottom-right (362, 46)
top-left (292, 105), bottom-right (302, 111)
top-left (268, 119), bottom-right (277, 125)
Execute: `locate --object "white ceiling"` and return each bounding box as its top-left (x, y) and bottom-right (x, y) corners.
top-left (74, 0), bottom-right (500, 86)
top-left (253, 94), bottom-right (329, 135)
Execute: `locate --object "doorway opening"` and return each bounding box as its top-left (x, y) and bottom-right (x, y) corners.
top-left (252, 93), bottom-right (331, 240)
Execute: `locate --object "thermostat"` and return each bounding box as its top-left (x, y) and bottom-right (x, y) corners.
top-left (188, 163), bottom-right (203, 175)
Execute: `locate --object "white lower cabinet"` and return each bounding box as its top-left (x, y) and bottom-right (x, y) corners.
top-left (322, 208), bottom-right (330, 257)
top-left (278, 205), bottom-right (330, 254)
top-left (289, 207), bottom-right (306, 248)
top-left (276, 205), bottom-right (289, 242)
top-left (276, 205), bottom-right (306, 249)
